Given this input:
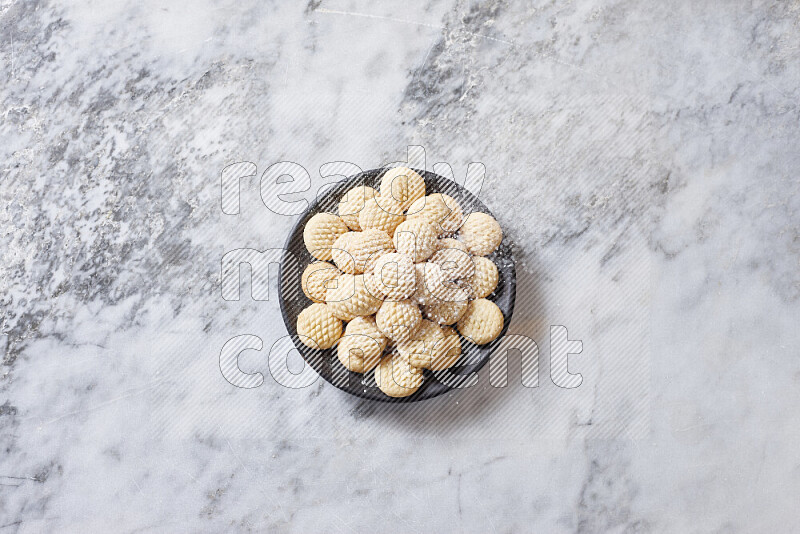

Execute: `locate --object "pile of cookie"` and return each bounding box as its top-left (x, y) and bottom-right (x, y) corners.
top-left (296, 167), bottom-right (505, 398)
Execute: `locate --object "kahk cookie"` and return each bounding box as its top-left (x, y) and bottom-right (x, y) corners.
top-left (301, 262), bottom-right (341, 303)
top-left (303, 213), bottom-right (349, 261)
top-left (348, 228), bottom-right (395, 274)
top-left (399, 319), bottom-right (461, 371)
top-left (436, 237), bottom-right (468, 253)
top-left (411, 263), bottom-right (433, 305)
top-left (459, 212), bottom-right (502, 256)
top-left (337, 316), bottom-right (387, 373)
top-left (429, 247), bottom-right (475, 281)
top-left (375, 299), bottom-right (422, 342)
top-left (358, 196), bottom-right (405, 235)
top-left (331, 232), bottom-right (358, 274)
top-left (393, 219), bottom-right (438, 263)
top-left (296, 303), bottom-right (343, 349)
top-left (338, 185), bottom-right (377, 231)
top-left (374, 351), bottom-right (423, 398)
top-left (378, 167), bottom-right (426, 211)
top-left (367, 253), bottom-right (416, 301)
top-left (325, 274), bottom-right (383, 321)
top-left (457, 298), bottom-right (504, 345)
top-left (468, 256), bottom-right (499, 298)
top-left (406, 193), bottom-right (463, 236)
top-left (423, 262), bottom-right (471, 303)
top-left (434, 326), bottom-right (463, 370)
top-left (422, 297), bottom-right (469, 326)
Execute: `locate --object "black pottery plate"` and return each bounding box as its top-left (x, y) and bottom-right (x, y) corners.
top-left (279, 168), bottom-right (516, 402)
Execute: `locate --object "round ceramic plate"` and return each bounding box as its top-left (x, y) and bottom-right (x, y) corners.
top-left (279, 168), bottom-right (516, 402)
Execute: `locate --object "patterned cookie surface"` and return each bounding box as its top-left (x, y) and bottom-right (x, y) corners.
top-left (399, 319), bottom-right (461, 371)
top-left (423, 262), bottom-right (472, 303)
top-left (436, 237), bottom-right (468, 253)
top-left (358, 196), bottom-right (405, 235)
top-left (325, 274), bottom-right (383, 321)
top-left (406, 193), bottom-right (463, 236)
top-left (422, 297), bottom-right (469, 326)
top-left (337, 316), bottom-right (387, 373)
top-left (457, 298), bottom-right (504, 345)
top-left (411, 263), bottom-right (433, 305)
top-left (429, 247), bottom-right (475, 281)
top-left (459, 212), bottom-right (502, 256)
top-left (374, 351), bottom-right (424, 398)
top-left (330, 232), bottom-right (358, 274)
top-left (393, 220), bottom-right (438, 263)
top-left (301, 262), bottom-right (341, 303)
top-left (468, 256), bottom-right (499, 298)
top-left (348, 228), bottom-right (395, 274)
top-left (368, 253), bottom-right (416, 301)
top-left (378, 167), bottom-right (426, 211)
top-left (433, 326), bottom-right (463, 370)
top-left (296, 303), bottom-right (343, 349)
top-left (375, 299), bottom-right (422, 342)
top-left (338, 185), bottom-right (377, 231)
top-left (303, 213), bottom-right (349, 261)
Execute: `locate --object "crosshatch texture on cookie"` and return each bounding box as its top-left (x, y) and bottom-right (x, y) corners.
top-left (459, 212), bottom-right (502, 256)
top-left (374, 351), bottom-right (423, 398)
top-left (303, 212), bottom-right (349, 261)
top-left (457, 298), bottom-right (504, 345)
top-left (368, 252), bottom-right (416, 301)
top-left (301, 262), bottom-right (341, 303)
top-left (407, 193), bottom-right (463, 236)
top-left (297, 303), bottom-right (343, 349)
top-left (393, 219), bottom-right (438, 263)
top-left (338, 185), bottom-right (377, 231)
top-left (337, 316), bottom-right (387, 373)
top-left (379, 167), bottom-right (426, 211)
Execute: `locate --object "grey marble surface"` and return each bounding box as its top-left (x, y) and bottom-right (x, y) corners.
top-left (2, 0), bottom-right (799, 531)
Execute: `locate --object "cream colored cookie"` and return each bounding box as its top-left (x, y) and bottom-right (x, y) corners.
top-left (301, 262), bottom-right (341, 303)
top-left (393, 220), bottom-right (438, 263)
top-left (330, 232), bottom-right (358, 274)
top-left (348, 228), bottom-right (395, 274)
top-left (363, 269), bottom-right (383, 300)
top-left (374, 351), bottom-right (424, 398)
top-left (338, 185), bottom-right (377, 231)
top-left (303, 213), bottom-right (349, 261)
top-left (406, 193), bottom-right (463, 236)
top-left (375, 299), bottom-right (422, 342)
top-left (422, 297), bottom-right (469, 326)
top-left (325, 273), bottom-right (383, 321)
top-left (468, 256), bottom-right (499, 298)
top-left (368, 252), bottom-right (416, 301)
top-left (378, 167), bottom-right (426, 211)
top-left (411, 263), bottom-right (433, 305)
top-left (459, 212), bottom-right (502, 256)
top-left (423, 262), bottom-right (472, 303)
top-left (337, 316), bottom-right (387, 373)
top-left (433, 326), bottom-right (463, 370)
top-left (436, 237), bottom-right (468, 253)
top-left (358, 195), bottom-right (405, 235)
top-left (296, 303), bottom-right (342, 350)
top-left (399, 319), bottom-right (460, 371)
top-left (429, 247), bottom-right (475, 281)
top-left (457, 298), bottom-right (504, 345)
top-left (398, 318), bottom-right (440, 351)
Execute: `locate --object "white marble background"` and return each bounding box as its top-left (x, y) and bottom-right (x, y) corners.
top-left (2, 0), bottom-right (799, 532)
